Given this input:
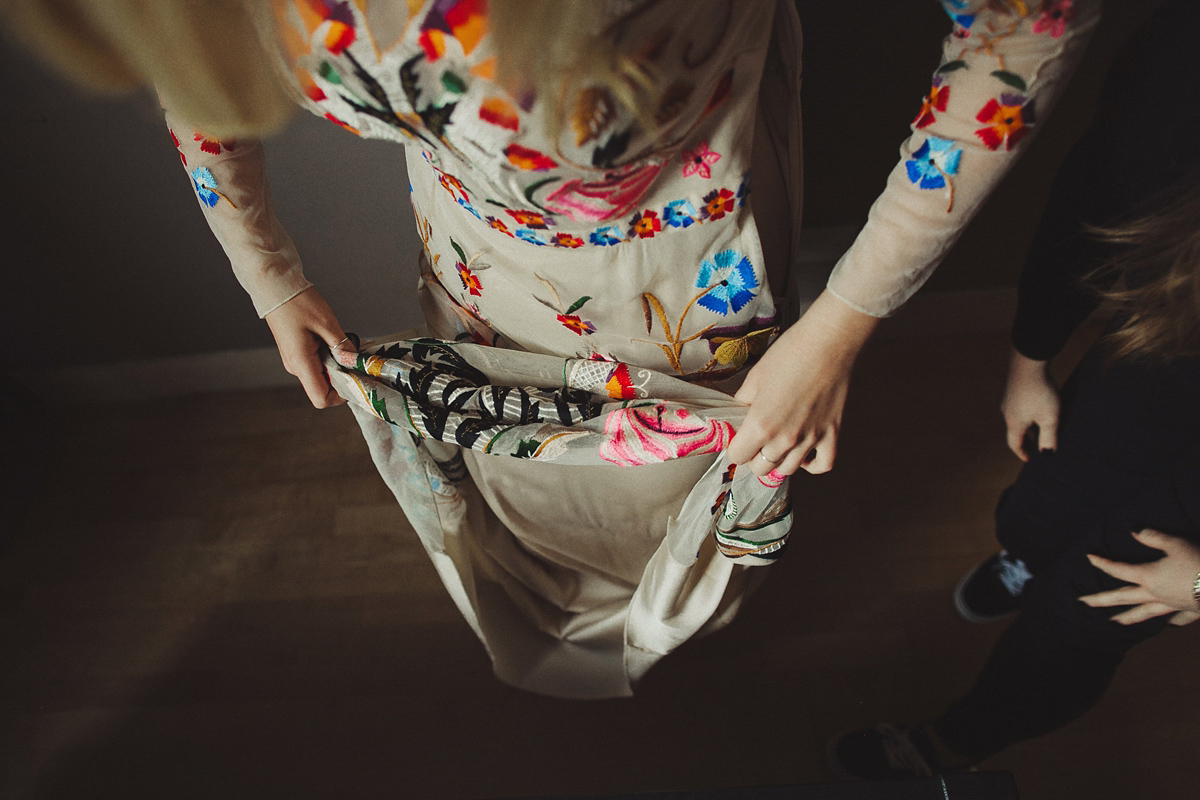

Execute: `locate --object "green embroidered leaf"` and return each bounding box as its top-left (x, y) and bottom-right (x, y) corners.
top-left (441, 71), bottom-right (467, 94)
top-left (990, 70), bottom-right (1028, 92)
top-left (935, 60), bottom-right (968, 75)
top-left (485, 198), bottom-right (509, 208)
top-left (368, 389), bottom-right (394, 425)
top-left (319, 61), bottom-right (342, 85)
top-left (514, 438), bottom-right (540, 458)
top-left (356, 353), bottom-right (369, 371)
top-left (522, 176), bottom-right (558, 207)
top-left (566, 296), bottom-right (592, 314)
top-left (450, 238), bottom-right (468, 264)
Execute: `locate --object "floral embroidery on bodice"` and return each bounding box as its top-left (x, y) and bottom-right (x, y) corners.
top-left (269, 0), bottom-right (782, 380)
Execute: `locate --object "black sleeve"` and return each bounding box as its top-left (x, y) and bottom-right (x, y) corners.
top-left (1011, 0), bottom-right (1200, 361)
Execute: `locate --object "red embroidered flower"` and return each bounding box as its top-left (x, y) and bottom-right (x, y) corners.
top-left (701, 188), bottom-right (736, 221)
top-left (323, 112), bottom-right (361, 135)
top-left (552, 233), bottom-right (584, 248)
top-left (605, 363), bottom-right (638, 400)
top-left (437, 170), bottom-right (468, 201)
top-left (504, 143), bottom-right (557, 171)
top-left (457, 261), bottom-right (482, 296)
top-left (169, 128), bottom-right (186, 166)
top-left (557, 314), bottom-right (596, 335)
top-left (975, 93), bottom-right (1035, 151)
top-left (194, 131), bottom-right (236, 156)
top-left (628, 210), bottom-right (662, 239)
top-left (486, 216), bottom-right (514, 236)
top-left (913, 76), bottom-right (950, 129)
top-left (1033, 0), bottom-right (1073, 38)
top-left (479, 96), bottom-right (519, 131)
top-left (310, 0), bottom-right (356, 55)
top-left (681, 141), bottom-right (721, 179)
top-left (506, 209), bottom-right (553, 229)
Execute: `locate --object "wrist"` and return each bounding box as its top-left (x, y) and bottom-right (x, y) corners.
top-left (803, 290), bottom-right (880, 353)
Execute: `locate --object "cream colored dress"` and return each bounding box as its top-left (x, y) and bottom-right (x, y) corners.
top-left (168, 0), bottom-right (1098, 697)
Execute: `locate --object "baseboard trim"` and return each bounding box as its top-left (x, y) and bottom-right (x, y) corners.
top-left (5, 289), bottom-right (1016, 405)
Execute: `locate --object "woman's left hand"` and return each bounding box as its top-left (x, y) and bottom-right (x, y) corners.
top-left (1080, 529), bottom-right (1200, 626)
top-left (728, 290), bottom-right (878, 477)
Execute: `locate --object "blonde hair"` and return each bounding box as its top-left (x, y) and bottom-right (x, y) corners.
top-left (0, 0), bottom-right (295, 137)
top-left (1091, 177), bottom-right (1200, 362)
top-left (1, 0), bottom-right (652, 139)
top-left (490, 0), bottom-right (656, 138)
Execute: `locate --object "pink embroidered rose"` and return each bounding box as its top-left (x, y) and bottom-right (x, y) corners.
top-left (1033, 0), bottom-right (1073, 38)
top-left (681, 141), bottom-right (721, 179)
top-left (599, 403), bottom-right (734, 467)
top-left (542, 160), bottom-right (666, 223)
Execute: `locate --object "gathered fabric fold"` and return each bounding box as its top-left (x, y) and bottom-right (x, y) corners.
top-left (325, 337), bottom-right (792, 697)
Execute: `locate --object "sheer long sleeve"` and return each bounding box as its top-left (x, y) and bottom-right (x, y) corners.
top-left (825, 0), bottom-right (1100, 317)
top-left (164, 108), bottom-right (312, 318)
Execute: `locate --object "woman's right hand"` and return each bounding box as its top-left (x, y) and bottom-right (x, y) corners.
top-left (264, 287), bottom-right (353, 408)
top-left (1001, 349), bottom-right (1059, 461)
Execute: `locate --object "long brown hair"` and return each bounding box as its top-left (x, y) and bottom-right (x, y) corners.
top-left (1091, 176), bottom-right (1200, 362)
top-left (0, 0), bottom-right (644, 138)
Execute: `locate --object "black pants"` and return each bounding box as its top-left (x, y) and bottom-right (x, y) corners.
top-left (933, 347), bottom-right (1200, 760)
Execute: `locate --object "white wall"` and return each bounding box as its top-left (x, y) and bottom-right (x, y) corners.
top-left (0, 30), bottom-right (424, 376)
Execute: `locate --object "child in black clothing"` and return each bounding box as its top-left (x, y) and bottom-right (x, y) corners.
top-left (829, 0), bottom-right (1200, 777)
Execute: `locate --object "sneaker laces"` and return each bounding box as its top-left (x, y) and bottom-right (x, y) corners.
top-left (995, 550), bottom-right (1032, 596)
top-left (877, 723), bottom-right (934, 777)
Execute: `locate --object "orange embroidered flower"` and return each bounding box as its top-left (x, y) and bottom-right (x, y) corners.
top-left (605, 363), bottom-right (638, 400)
top-left (486, 216), bottom-right (514, 236)
top-left (300, 0), bottom-right (356, 55)
top-left (557, 314), bottom-right (596, 335)
top-left (552, 233), bottom-right (584, 248)
top-left (701, 188), bottom-right (736, 221)
top-left (913, 76), bottom-right (950, 129)
top-left (437, 170), bottom-right (468, 201)
top-left (628, 210), bottom-right (662, 239)
top-left (506, 209), bottom-right (553, 229)
top-left (504, 143), bottom-right (557, 171)
top-left (457, 261), bottom-right (482, 296)
top-left (479, 96), bottom-right (519, 131)
top-left (975, 93), bottom-right (1035, 151)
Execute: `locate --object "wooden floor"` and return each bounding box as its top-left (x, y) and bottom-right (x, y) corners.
top-left (2, 332), bottom-right (1197, 799)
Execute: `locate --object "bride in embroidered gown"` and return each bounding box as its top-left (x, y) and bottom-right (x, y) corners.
top-left (3, 0), bottom-right (1098, 697)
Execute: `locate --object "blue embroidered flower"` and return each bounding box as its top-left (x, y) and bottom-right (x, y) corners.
top-left (515, 227), bottom-right (549, 245)
top-left (905, 136), bottom-right (962, 190)
top-left (663, 199), bottom-right (699, 229)
top-left (190, 167), bottom-right (222, 208)
top-left (589, 226), bottom-right (623, 246)
top-left (736, 171), bottom-right (751, 207)
top-left (940, 0), bottom-right (974, 28)
top-left (696, 249), bottom-right (759, 315)
top-left (457, 196), bottom-right (483, 220)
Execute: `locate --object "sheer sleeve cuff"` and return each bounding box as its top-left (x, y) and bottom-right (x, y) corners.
top-left (163, 109), bottom-right (311, 318)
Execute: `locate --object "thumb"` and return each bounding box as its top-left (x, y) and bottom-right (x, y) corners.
top-left (1037, 416), bottom-right (1058, 452)
top-left (1132, 528), bottom-right (1175, 554)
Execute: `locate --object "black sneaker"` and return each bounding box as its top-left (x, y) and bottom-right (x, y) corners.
top-left (953, 550), bottom-right (1032, 623)
top-left (826, 723), bottom-right (940, 780)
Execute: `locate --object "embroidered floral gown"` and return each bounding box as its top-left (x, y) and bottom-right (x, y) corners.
top-left (168, 0), bottom-right (1098, 697)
